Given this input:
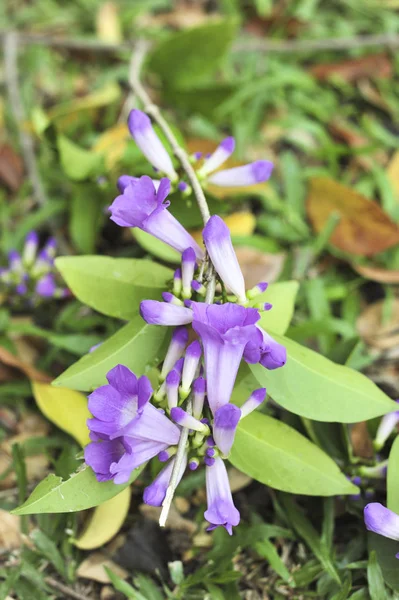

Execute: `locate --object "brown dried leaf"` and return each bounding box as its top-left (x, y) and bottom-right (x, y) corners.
top-left (357, 299), bottom-right (399, 350)
top-left (352, 262), bottom-right (399, 284)
top-left (329, 118), bottom-right (386, 170)
top-left (77, 552), bottom-right (128, 583)
top-left (306, 177), bottom-right (399, 256)
top-left (0, 144), bottom-right (24, 191)
top-left (350, 422), bottom-right (374, 459)
top-left (0, 510), bottom-right (21, 553)
top-left (0, 346), bottom-right (51, 383)
top-left (137, 0), bottom-right (211, 29)
top-left (235, 248), bottom-right (286, 289)
top-left (310, 53), bottom-right (392, 82)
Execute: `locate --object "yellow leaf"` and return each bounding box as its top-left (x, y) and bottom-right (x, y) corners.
top-left (93, 123), bottom-right (130, 170)
top-left (387, 150), bottom-right (399, 198)
top-left (190, 211), bottom-right (256, 244)
top-left (47, 83), bottom-right (121, 126)
top-left (96, 3), bottom-right (122, 44)
top-left (32, 382), bottom-right (90, 447)
top-left (74, 487), bottom-right (131, 550)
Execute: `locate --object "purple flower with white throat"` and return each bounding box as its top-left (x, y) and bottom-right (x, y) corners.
top-left (127, 109), bottom-right (177, 180)
top-left (181, 247), bottom-right (196, 299)
top-left (190, 302), bottom-right (262, 414)
top-left (244, 327), bottom-right (286, 370)
top-left (161, 326), bottom-right (188, 379)
top-left (110, 176), bottom-right (204, 259)
top-left (208, 161), bottom-right (274, 187)
top-left (204, 457), bottom-right (240, 534)
top-left (203, 216), bottom-right (246, 304)
top-left (140, 299), bottom-right (193, 326)
top-left (213, 404), bottom-right (241, 456)
top-left (143, 454), bottom-right (187, 506)
top-left (364, 503), bottom-right (399, 556)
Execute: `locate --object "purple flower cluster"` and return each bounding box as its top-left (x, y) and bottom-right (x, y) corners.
top-left (0, 232), bottom-right (68, 304)
top-left (112, 109), bottom-right (273, 207)
top-left (86, 111), bottom-right (286, 534)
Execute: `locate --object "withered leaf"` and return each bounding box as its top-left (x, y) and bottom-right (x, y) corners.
top-left (357, 299), bottom-right (399, 350)
top-left (310, 53), bottom-right (392, 83)
top-left (306, 177), bottom-right (399, 256)
top-left (0, 346), bottom-right (51, 383)
top-left (352, 263), bottom-right (399, 284)
top-left (0, 144), bottom-right (24, 191)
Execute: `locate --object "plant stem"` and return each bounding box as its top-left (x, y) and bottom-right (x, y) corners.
top-left (129, 40), bottom-right (215, 526)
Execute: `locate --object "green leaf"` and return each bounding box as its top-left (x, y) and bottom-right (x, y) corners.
top-left (55, 256), bottom-right (173, 320)
top-left (12, 464), bottom-right (144, 515)
top-left (250, 334), bottom-right (398, 422)
top-left (53, 315), bottom-right (169, 391)
top-left (31, 530), bottom-right (66, 578)
top-left (369, 533), bottom-right (399, 592)
top-left (387, 436), bottom-right (399, 514)
top-left (255, 539), bottom-right (294, 585)
top-left (57, 135), bottom-right (103, 181)
top-left (69, 184), bottom-right (105, 254)
top-left (229, 412), bottom-right (358, 496)
top-left (134, 229), bottom-right (181, 264)
top-left (367, 550), bottom-right (388, 600)
top-left (251, 281), bottom-right (299, 335)
top-left (280, 494), bottom-right (341, 584)
top-left (147, 20), bottom-right (237, 88)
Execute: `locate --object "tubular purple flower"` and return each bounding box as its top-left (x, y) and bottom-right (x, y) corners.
top-left (161, 326), bottom-right (188, 379)
top-left (118, 174), bottom-right (161, 193)
top-left (244, 327), bottom-right (286, 370)
top-left (84, 438), bottom-right (128, 482)
top-left (204, 457), bottom-right (240, 534)
top-left (43, 237), bottom-right (57, 259)
top-left (240, 388), bottom-right (267, 419)
top-left (8, 250), bottom-right (22, 271)
top-left (35, 274), bottom-right (56, 297)
top-left (158, 447), bottom-right (176, 462)
top-left (192, 280), bottom-right (206, 296)
top-left (247, 282), bottom-right (268, 300)
top-left (109, 176), bottom-right (204, 259)
top-left (364, 503), bottom-right (399, 542)
top-left (143, 453), bottom-right (187, 506)
top-left (110, 437), bottom-right (171, 484)
top-left (208, 160), bottom-right (274, 187)
top-left (166, 369), bottom-right (180, 410)
top-left (213, 404), bottom-right (241, 456)
top-left (23, 231), bottom-right (39, 265)
top-left (173, 268), bottom-right (182, 296)
top-left (170, 407), bottom-right (209, 434)
top-left (128, 109), bottom-right (177, 180)
top-left (203, 216), bottom-right (246, 303)
top-left (181, 340), bottom-right (202, 394)
top-left (190, 302), bottom-right (261, 413)
top-left (140, 300), bottom-right (193, 326)
top-left (198, 137), bottom-right (235, 177)
top-left (374, 401), bottom-right (399, 450)
top-left (189, 458), bottom-right (199, 470)
top-left (181, 247), bottom-right (196, 299)
top-left (193, 377), bottom-right (206, 419)
top-left (162, 292), bottom-right (184, 306)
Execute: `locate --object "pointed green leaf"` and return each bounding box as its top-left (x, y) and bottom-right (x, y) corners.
top-left (56, 256), bottom-right (173, 319)
top-left (229, 412), bottom-right (358, 496)
top-left (249, 334), bottom-right (398, 422)
top-left (53, 315), bottom-right (169, 391)
top-left (12, 464), bottom-right (144, 515)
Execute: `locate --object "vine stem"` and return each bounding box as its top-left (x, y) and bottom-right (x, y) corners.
top-left (128, 40), bottom-right (215, 526)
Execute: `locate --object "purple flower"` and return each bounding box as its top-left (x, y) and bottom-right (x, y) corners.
top-left (140, 299), bottom-right (193, 326)
top-left (181, 247), bottom-right (196, 299)
top-left (166, 369), bottom-right (180, 410)
top-left (23, 231), bottom-right (39, 266)
top-left (204, 457), bottom-right (240, 535)
top-left (190, 302), bottom-right (261, 414)
top-left (208, 161), bottom-right (274, 187)
top-left (109, 176), bottom-right (203, 259)
top-left (127, 109), bottom-right (177, 180)
top-left (181, 340), bottom-right (202, 395)
top-left (375, 400), bottom-right (399, 450)
top-left (203, 216), bottom-right (246, 304)
top-left (193, 377), bottom-right (206, 419)
top-left (198, 137), bottom-right (235, 177)
top-left (364, 503), bottom-right (399, 551)
top-left (213, 404), bottom-right (241, 456)
top-left (161, 327), bottom-right (188, 379)
top-left (16, 283), bottom-right (27, 295)
top-left (35, 273), bottom-right (56, 298)
top-left (85, 438), bottom-right (128, 482)
top-left (8, 250), bottom-right (22, 271)
top-left (118, 175), bottom-right (161, 193)
top-left (244, 327), bottom-right (286, 370)
top-left (144, 454), bottom-right (187, 506)
top-left (240, 388), bottom-right (266, 419)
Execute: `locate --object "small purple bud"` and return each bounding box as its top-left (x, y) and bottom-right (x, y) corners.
top-left (8, 250), bottom-right (22, 271)
top-left (240, 388), bottom-right (267, 419)
top-left (207, 436), bottom-right (215, 447)
top-left (23, 231), bottom-right (39, 266)
top-left (181, 340), bottom-right (202, 394)
top-left (174, 358), bottom-right (185, 374)
top-left (198, 137), bottom-right (235, 177)
top-left (158, 451), bottom-right (169, 462)
top-left (162, 292), bottom-right (183, 306)
top-left (204, 457), bottom-right (215, 467)
top-left (178, 181), bottom-right (188, 192)
top-left (189, 458), bottom-right (200, 470)
top-left (193, 376), bottom-right (206, 419)
top-left (171, 407), bottom-right (209, 433)
top-left (16, 283), bottom-right (27, 295)
top-left (181, 247), bottom-right (197, 300)
top-left (161, 326), bottom-right (188, 379)
top-left (191, 280), bottom-right (206, 296)
top-left (206, 447), bottom-right (216, 458)
top-left (166, 369), bottom-right (180, 410)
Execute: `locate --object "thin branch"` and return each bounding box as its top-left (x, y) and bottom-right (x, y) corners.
top-left (3, 32), bottom-right (47, 206)
top-left (2, 30), bottom-right (399, 54)
top-left (45, 577), bottom-right (92, 600)
top-left (128, 40), bottom-right (215, 526)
